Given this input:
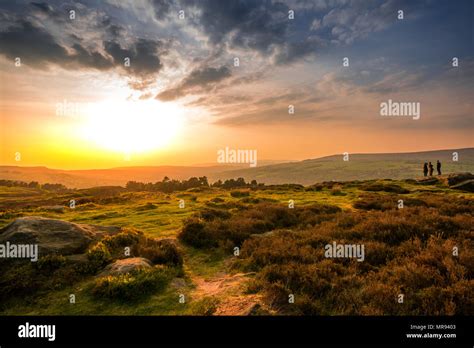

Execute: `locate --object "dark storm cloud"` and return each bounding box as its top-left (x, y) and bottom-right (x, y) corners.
top-left (0, 20), bottom-right (69, 66)
top-left (156, 66), bottom-right (231, 101)
top-left (149, 0), bottom-right (295, 57)
top-left (0, 12), bottom-right (167, 87)
top-left (148, 0), bottom-right (321, 100)
top-left (70, 43), bottom-right (113, 70)
top-left (0, 19), bottom-right (114, 70)
top-left (190, 0), bottom-right (289, 53)
top-left (104, 38), bottom-right (164, 76)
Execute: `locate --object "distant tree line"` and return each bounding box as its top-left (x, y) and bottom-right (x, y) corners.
top-left (0, 180), bottom-right (68, 191)
top-left (126, 176), bottom-right (209, 193)
top-left (126, 177), bottom-right (263, 193)
top-left (0, 177), bottom-right (263, 193)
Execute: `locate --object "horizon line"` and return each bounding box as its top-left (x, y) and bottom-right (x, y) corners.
top-left (1, 147), bottom-right (473, 172)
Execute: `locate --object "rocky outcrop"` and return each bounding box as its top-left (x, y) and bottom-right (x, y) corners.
top-left (98, 257), bottom-right (152, 276)
top-left (451, 179), bottom-right (474, 192)
top-left (416, 177), bottom-right (439, 185)
top-left (0, 216), bottom-right (121, 256)
top-left (446, 172), bottom-right (474, 186)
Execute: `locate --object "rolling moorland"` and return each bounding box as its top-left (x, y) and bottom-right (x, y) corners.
top-left (1, 148), bottom-right (473, 188)
top-left (0, 171), bottom-right (472, 316)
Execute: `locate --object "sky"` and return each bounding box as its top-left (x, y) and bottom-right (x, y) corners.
top-left (0, 0), bottom-right (473, 169)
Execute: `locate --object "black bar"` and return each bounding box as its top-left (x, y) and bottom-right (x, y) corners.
top-left (0, 316), bottom-right (472, 346)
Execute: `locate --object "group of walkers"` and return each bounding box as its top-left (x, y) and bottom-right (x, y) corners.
top-left (423, 160), bottom-right (441, 176)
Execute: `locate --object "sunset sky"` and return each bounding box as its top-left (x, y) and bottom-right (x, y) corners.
top-left (0, 0), bottom-right (473, 169)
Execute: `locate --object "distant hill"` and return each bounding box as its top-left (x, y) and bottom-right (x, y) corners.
top-left (210, 148), bottom-right (474, 185)
top-left (0, 165), bottom-right (242, 189)
top-left (1, 148), bottom-right (473, 187)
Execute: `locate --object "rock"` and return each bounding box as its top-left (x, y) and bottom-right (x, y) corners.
top-left (98, 257), bottom-right (152, 276)
top-left (0, 216), bottom-right (121, 256)
top-left (451, 179), bottom-right (474, 192)
top-left (446, 173), bottom-right (474, 186)
top-left (170, 277), bottom-right (187, 289)
top-left (416, 177), bottom-right (439, 185)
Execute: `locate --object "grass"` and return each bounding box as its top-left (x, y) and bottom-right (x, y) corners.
top-left (0, 178), bottom-right (472, 315)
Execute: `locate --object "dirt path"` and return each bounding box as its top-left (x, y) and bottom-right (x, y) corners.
top-left (191, 271), bottom-right (264, 315)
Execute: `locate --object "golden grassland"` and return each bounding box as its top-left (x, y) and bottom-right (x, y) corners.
top-left (0, 178), bottom-right (472, 315)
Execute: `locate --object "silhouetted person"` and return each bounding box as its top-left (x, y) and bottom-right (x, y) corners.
top-left (423, 162), bottom-right (428, 177)
top-left (436, 160), bottom-right (441, 175)
top-left (428, 162), bottom-right (434, 176)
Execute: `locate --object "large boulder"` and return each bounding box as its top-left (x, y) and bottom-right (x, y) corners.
top-left (451, 179), bottom-right (474, 192)
top-left (416, 177), bottom-right (439, 185)
top-left (0, 216), bottom-right (121, 256)
top-left (446, 173), bottom-right (474, 186)
top-left (98, 257), bottom-right (152, 276)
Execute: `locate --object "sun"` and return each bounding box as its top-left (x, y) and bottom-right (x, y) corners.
top-left (80, 99), bottom-right (183, 154)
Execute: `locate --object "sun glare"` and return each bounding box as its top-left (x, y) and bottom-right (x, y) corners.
top-left (81, 100), bottom-right (183, 154)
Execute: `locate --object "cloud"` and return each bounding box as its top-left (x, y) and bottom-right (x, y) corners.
top-left (150, 0), bottom-right (173, 20)
top-left (0, 19), bottom-right (116, 71)
top-left (150, 0), bottom-right (312, 63)
top-left (156, 65), bottom-right (231, 101)
top-left (0, 10), bottom-right (168, 90)
top-left (104, 38), bottom-right (165, 76)
top-left (0, 19), bottom-right (69, 66)
top-left (272, 39), bottom-right (320, 65)
top-left (186, 0), bottom-right (288, 52)
top-left (319, 0), bottom-right (428, 44)
top-left (70, 43), bottom-right (113, 70)
top-left (99, 16), bottom-right (126, 38)
top-left (30, 2), bottom-right (53, 14)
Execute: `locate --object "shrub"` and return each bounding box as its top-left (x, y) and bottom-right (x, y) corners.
top-left (190, 296), bottom-right (220, 315)
top-left (178, 217), bottom-right (216, 248)
top-left (230, 190), bottom-right (250, 198)
top-left (179, 202), bottom-right (342, 249)
top-left (133, 239), bottom-right (183, 267)
top-left (101, 228), bottom-right (142, 257)
top-left (91, 266), bottom-right (173, 301)
top-left (86, 241), bottom-right (112, 273)
top-left (235, 196), bottom-right (473, 315)
top-left (34, 254), bottom-right (67, 272)
top-left (361, 182), bottom-right (410, 194)
top-left (199, 208), bottom-right (231, 221)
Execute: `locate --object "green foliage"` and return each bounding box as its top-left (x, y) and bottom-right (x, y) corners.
top-left (179, 202), bottom-right (342, 249)
top-left (0, 259), bottom-right (82, 304)
top-left (361, 182), bottom-right (410, 194)
top-left (86, 241), bottom-right (112, 273)
top-left (91, 266), bottom-right (174, 301)
top-left (230, 190), bottom-right (250, 198)
top-left (132, 239), bottom-right (183, 267)
top-left (0, 176), bottom-right (472, 315)
top-left (34, 254), bottom-right (67, 272)
top-left (101, 228), bottom-right (143, 256)
top-left (189, 296), bottom-right (220, 315)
